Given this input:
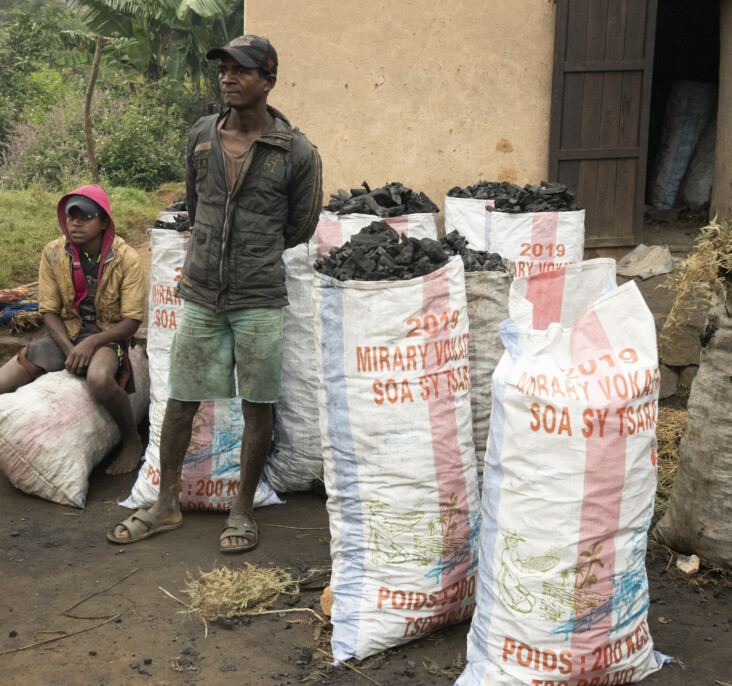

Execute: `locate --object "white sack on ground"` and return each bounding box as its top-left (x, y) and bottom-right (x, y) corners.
top-left (445, 196), bottom-right (585, 277)
top-left (313, 257), bottom-right (481, 660)
top-left (654, 302), bottom-right (732, 570)
top-left (458, 259), bottom-right (664, 685)
top-left (265, 213), bottom-right (438, 495)
top-left (0, 345), bottom-right (149, 508)
top-left (122, 228), bottom-right (281, 512)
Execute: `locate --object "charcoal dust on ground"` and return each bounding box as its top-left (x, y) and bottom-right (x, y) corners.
top-left (326, 181), bottom-right (439, 217)
top-left (448, 179), bottom-right (580, 213)
top-left (314, 221), bottom-right (507, 281)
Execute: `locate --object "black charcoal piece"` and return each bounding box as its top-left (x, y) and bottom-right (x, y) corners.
top-left (440, 231), bottom-right (510, 274)
top-left (447, 179), bottom-right (580, 213)
top-left (326, 182), bottom-right (439, 216)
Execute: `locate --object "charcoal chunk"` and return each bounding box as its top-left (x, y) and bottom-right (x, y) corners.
top-left (315, 221), bottom-right (448, 281)
top-left (326, 182), bottom-right (439, 216)
top-left (440, 231), bottom-right (510, 274)
top-left (154, 214), bottom-right (190, 232)
top-left (447, 180), bottom-right (580, 213)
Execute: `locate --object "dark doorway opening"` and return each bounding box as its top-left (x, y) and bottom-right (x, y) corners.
top-left (646, 0), bottom-right (720, 209)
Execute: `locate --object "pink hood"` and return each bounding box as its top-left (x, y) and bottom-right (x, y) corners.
top-left (56, 185), bottom-right (117, 312)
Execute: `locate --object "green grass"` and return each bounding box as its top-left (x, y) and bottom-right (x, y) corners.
top-left (0, 183), bottom-right (185, 289)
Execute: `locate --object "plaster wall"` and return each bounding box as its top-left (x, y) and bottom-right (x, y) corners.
top-left (245, 1), bottom-right (557, 220)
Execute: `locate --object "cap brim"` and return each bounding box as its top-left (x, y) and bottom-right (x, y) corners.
top-left (65, 196), bottom-right (103, 218)
top-left (206, 47), bottom-right (260, 70)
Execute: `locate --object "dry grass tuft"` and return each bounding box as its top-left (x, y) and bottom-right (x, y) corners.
top-left (654, 407), bottom-right (688, 519)
top-left (180, 564), bottom-right (296, 623)
top-left (661, 219), bottom-right (732, 338)
top-left (423, 653), bottom-right (465, 678)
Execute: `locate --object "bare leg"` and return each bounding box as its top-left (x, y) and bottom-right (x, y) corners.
top-left (111, 397), bottom-right (199, 541)
top-left (220, 400), bottom-right (274, 550)
top-left (86, 347), bottom-right (143, 475)
top-left (0, 357), bottom-right (34, 394)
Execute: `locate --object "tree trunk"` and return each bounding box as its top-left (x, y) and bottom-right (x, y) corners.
top-left (84, 36), bottom-right (105, 184)
top-left (711, 0), bottom-right (732, 221)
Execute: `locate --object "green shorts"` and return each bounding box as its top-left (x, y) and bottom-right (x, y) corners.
top-left (169, 301), bottom-right (284, 403)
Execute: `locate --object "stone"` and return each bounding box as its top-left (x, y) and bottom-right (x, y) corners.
top-left (320, 586), bottom-right (333, 617)
top-left (659, 365), bottom-right (679, 399)
top-left (676, 554), bottom-right (700, 575)
top-left (658, 323), bottom-right (702, 367)
top-left (617, 244), bottom-right (675, 281)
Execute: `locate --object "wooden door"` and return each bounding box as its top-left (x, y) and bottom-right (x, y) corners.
top-left (549, 0), bottom-right (658, 247)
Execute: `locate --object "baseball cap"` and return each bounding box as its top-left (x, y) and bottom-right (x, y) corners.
top-left (65, 195), bottom-right (105, 219)
top-left (206, 35), bottom-right (278, 75)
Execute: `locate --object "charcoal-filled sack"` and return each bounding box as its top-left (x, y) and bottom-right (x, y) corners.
top-left (458, 259), bottom-right (665, 685)
top-left (122, 228), bottom-right (281, 512)
top-left (0, 346), bottom-right (149, 508)
top-left (445, 182), bottom-right (584, 277)
top-left (442, 231), bottom-right (511, 471)
top-left (264, 212), bottom-right (437, 494)
top-left (654, 302), bottom-right (732, 570)
top-left (313, 257), bottom-right (481, 660)
top-left (464, 270), bottom-right (511, 471)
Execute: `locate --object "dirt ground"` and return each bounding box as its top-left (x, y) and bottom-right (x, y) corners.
top-left (1, 454), bottom-right (730, 686)
top-left (2, 216), bottom-right (730, 685)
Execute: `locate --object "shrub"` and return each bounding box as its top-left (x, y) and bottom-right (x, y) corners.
top-left (0, 95), bottom-right (91, 190)
top-left (18, 67), bottom-right (72, 123)
top-left (96, 96), bottom-right (186, 191)
top-left (0, 85), bottom-right (193, 191)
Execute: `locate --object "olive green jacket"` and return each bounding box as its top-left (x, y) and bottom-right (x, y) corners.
top-left (178, 106), bottom-right (323, 311)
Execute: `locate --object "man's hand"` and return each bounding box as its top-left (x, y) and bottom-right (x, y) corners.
top-left (65, 336), bottom-right (99, 375)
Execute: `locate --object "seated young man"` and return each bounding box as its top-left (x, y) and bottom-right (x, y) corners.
top-left (0, 184), bottom-right (146, 475)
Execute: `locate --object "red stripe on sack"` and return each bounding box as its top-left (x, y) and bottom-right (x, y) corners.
top-left (531, 212), bottom-right (559, 264)
top-left (421, 269), bottom-right (473, 619)
top-left (384, 215), bottom-right (409, 238)
top-left (568, 307), bottom-right (627, 683)
top-left (524, 267), bottom-right (567, 330)
top-left (5, 386), bottom-right (105, 488)
top-left (316, 221), bottom-right (343, 260)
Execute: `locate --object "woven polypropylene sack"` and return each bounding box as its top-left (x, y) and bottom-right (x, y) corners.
top-left (0, 346), bottom-right (149, 508)
top-left (649, 80), bottom-right (715, 210)
top-left (264, 213), bottom-right (438, 494)
top-left (458, 259), bottom-right (664, 685)
top-left (313, 257), bottom-right (481, 660)
top-left (654, 302), bottom-right (732, 570)
top-left (445, 196), bottom-right (584, 278)
top-left (464, 270), bottom-right (511, 472)
top-left (122, 228), bottom-right (281, 512)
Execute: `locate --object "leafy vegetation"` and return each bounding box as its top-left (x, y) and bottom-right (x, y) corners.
top-left (0, 0), bottom-right (241, 196)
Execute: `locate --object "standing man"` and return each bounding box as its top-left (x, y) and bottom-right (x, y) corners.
top-left (108, 35), bottom-right (323, 552)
